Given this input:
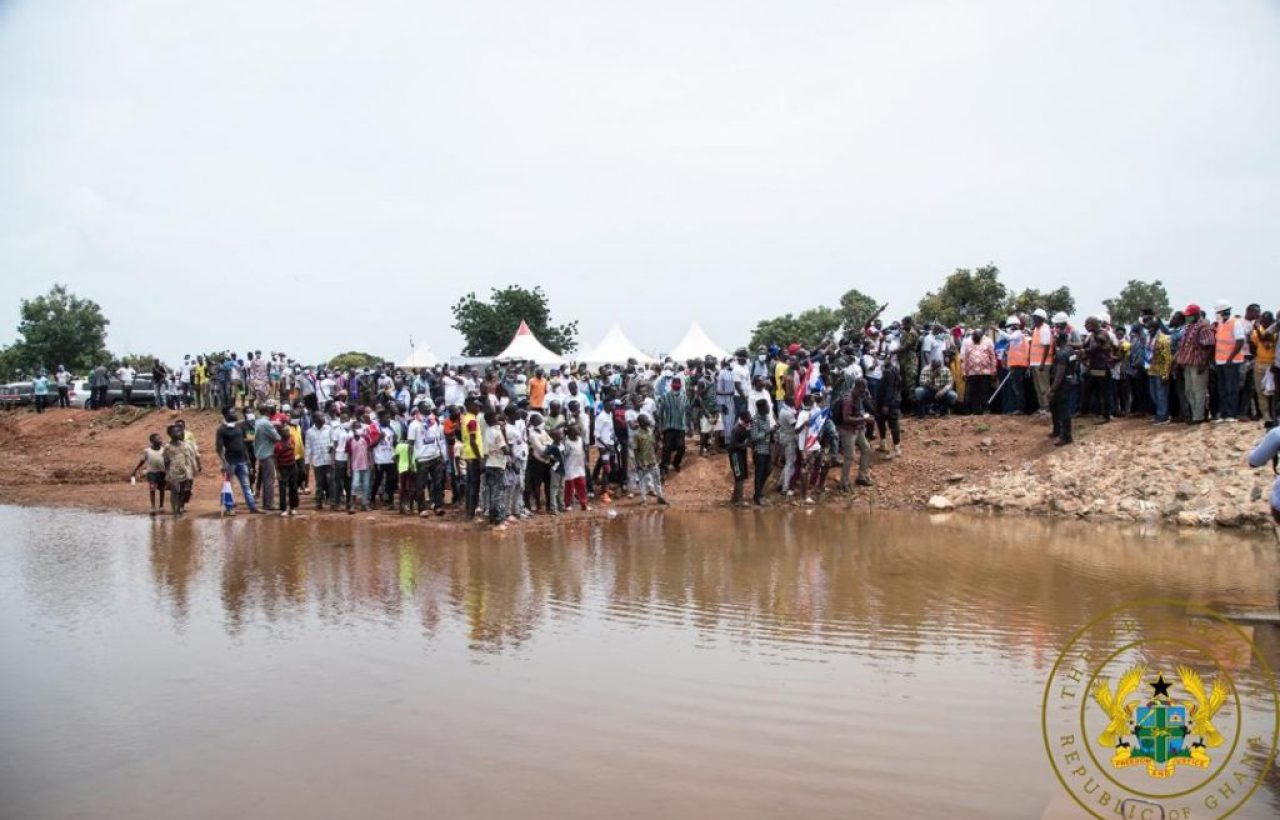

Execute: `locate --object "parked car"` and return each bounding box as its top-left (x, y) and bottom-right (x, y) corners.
top-left (72, 380), bottom-right (92, 408)
top-left (103, 375), bottom-right (157, 407)
top-left (1, 380), bottom-right (91, 409)
top-left (0, 382), bottom-right (34, 410)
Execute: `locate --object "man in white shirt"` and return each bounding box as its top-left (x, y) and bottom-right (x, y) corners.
top-left (305, 413), bottom-right (335, 510)
top-left (920, 323), bottom-right (948, 367)
top-left (328, 415), bottom-right (353, 511)
top-left (731, 349), bottom-right (751, 416)
top-left (481, 410), bottom-right (510, 527)
top-left (442, 370), bottom-right (466, 409)
top-left (748, 376), bottom-right (776, 426)
top-left (116, 364), bottom-right (136, 404)
top-left (409, 404), bottom-right (447, 515)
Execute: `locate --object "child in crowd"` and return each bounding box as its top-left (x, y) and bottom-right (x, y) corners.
top-left (130, 432), bottom-right (167, 516)
top-left (561, 424), bottom-right (589, 511)
top-left (347, 422), bottom-right (372, 513)
top-left (162, 424), bottom-right (200, 517)
top-left (395, 433), bottom-right (414, 514)
top-left (274, 419), bottom-right (299, 516)
top-left (631, 414), bottom-right (668, 505)
top-left (545, 427), bottom-right (565, 514)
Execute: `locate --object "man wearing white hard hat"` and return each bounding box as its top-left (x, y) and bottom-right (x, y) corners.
top-left (1212, 299), bottom-right (1246, 423)
top-left (1028, 308), bottom-right (1054, 414)
top-left (1000, 315), bottom-right (1027, 414)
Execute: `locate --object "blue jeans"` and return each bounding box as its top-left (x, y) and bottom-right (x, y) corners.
top-left (1003, 367), bottom-right (1025, 414)
top-left (225, 459), bottom-right (258, 511)
top-left (914, 387), bottom-right (957, 415)
top-left (351, 469), bottom-right (371, 508)
top-left (1147, 375), bottom-right (1169, 422)
top-left (1216, 363), bottom-right (1242, 419)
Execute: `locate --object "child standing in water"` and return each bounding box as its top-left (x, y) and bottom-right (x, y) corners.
top-left (130, 433), bottom-right (167, 516)
top-left (347, 422), bottom-right (372, 513)
top-left (395, 433), bottom-right (414, 514)
top-left (162, 424), bottom-right (200, 517)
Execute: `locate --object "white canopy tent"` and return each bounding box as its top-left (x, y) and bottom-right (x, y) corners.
top-left (669, 321), bottom-right (728, 362)
top-left (399, 345), bottom-right (439, 369)
top-left (493, 320), bottom-right (567, 366)
top-left (581, 324), bottom-right (656, 366)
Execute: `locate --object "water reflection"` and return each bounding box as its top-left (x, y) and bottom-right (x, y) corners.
top-left (3, 506), bottom-right (1278, 820)
top-left (135, 509), bottom-right (1280, 669)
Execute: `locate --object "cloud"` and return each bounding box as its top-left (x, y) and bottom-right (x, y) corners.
top-left (0, 0), bottom-right (1277, 363)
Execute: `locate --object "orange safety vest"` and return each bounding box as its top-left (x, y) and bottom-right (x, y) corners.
top-left (1006, 333), bottom-right (1030, 368)
top-left (1028, 324), bottom-right (1054, 367)
top-left (1214, 318), bottom-right (1241, 365)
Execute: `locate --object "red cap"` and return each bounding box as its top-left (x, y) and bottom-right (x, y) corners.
top-left (787, 343), bottom-right (800, 355)
top-left (1183, 303), bottom-right (1201, 317)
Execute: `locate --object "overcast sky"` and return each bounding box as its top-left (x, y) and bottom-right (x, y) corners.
top-left (1, 0), bottom-right (1276, 364)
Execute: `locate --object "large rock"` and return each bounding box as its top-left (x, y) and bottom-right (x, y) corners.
top-left (1175, 482), bottom-right (1196, 501)
top-left (1175, 511), bottom-right (1201, 527)
top-left (1214, 507), bottom-right (1247, 528)
top-left (927, 495), bottom-right (953, 510)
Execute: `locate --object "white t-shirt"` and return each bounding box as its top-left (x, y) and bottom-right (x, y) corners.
top-left (860, 353), bottom-right (882, 380)
top-left (922, 333), bottom-right (947, 365)
top-left (373, 425), bottom-right (397, 465)
top-left (330, 425), bottom-right (352, 462)
top-left (484, 425), bottom-right (508, 469)
top-left (562, 438), bottom-right (587, 480)
top-left (596, 416), bottom-right (615, 448)
top-left (442, 376), bottom-right (465, 408)
top-left (747, 387), bottom-right (775, 423)
top-left (410, 418), bottom-right (446, 461)
top-left (508, 419), bottom-right (528, 461)
top-left (117, 366), bottom-right (135, 385)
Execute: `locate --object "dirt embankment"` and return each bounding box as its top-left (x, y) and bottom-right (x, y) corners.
top-left (0, 406), bottom-right (1272, 530)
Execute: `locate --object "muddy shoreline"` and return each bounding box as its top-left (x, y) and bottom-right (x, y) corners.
top-left (0, 406), bottom-right (1273, 531)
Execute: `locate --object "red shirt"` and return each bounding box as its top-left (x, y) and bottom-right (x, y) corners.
top-left (273, 437), bottom-right (296, 468)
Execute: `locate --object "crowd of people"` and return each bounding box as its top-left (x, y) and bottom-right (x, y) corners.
top-left (16, 300), bottom-right (1280, 524)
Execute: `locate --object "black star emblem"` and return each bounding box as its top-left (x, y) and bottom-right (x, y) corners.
top-left (1150, 673), bottom-right (1173, 698)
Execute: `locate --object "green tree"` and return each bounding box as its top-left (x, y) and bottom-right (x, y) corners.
top-left (8, 284), bottom-right (111, 374)
top-left (916, 264), bottom-right (1008, 328)
top-left (0, 345), bottom-right (23, 381)
top-left (748, 307), bottom-right (842, 350)
top-left (328, 351), bottom-right (385, 371)
top-left (451, 285), bottom-right (578, 356)
top-left (1004, 286), bottom-right (1075, 319)
top-left (1102, 279), bottom-right (1171, 326)
top-left (837, 288), bottom-right (882, 331)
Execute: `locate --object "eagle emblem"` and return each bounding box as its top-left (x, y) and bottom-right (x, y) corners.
top-left (1090, 665), bottom-right (1229, 778)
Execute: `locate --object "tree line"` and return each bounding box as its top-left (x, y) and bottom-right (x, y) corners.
top-left (0, 273), bottom-right (1172, 381)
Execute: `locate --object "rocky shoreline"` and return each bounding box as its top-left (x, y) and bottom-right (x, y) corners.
top-left (927, 420), bottom-right (1275, 530)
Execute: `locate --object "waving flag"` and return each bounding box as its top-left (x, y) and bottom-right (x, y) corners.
top-left (800, 406), bottom-right (828, 451)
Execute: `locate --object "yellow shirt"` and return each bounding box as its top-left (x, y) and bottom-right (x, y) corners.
top-left (460, 412), bottom-right (485, 459)
top-left (1252, 327), bottom-right (1276, 372)
top-left (290, 425), bottom-right (304, 460)
top-left (772, 361), bottom-right (787, 401)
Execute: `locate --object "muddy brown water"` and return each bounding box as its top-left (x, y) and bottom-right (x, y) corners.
top-left (1, 505), bottom-right (1278, 820)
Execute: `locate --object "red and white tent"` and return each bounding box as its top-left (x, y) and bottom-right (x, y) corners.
top-left (493, 321), bottom-right (567, 366)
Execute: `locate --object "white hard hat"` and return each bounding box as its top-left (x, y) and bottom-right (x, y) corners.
top-left (1005, 315), bottom-right (1021, 327)
top-left (1214, 298), bottom-right (1231, 314)
top-left (1051, 311), bottom-right (1069, 324)
top-left (1032, 308), bottom-right (1048, 320)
